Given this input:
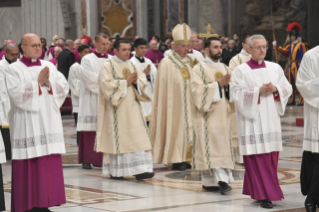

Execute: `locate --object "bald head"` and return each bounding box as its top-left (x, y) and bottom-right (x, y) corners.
top-left (52, 35), bottom-right (59, 46)
top-left (74, 39), bottom-right (81, 49)
top-left (150, 40), bottom-right (157, 51)
top-left (65, 39), bottom-right (74, 50)
top-left (21, 33), bottom-right (42, 59)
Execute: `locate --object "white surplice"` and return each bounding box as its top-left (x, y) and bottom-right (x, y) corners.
top-left (0, 58), bottom-right (11, 126)
top-left (0, 67), bottom-right (10, 163)
top-left (164, 49), bottom-right (172, 57)
top-left (6, 59), bottom-right (69, 160)
top-left (231, 61), bottom-right (292, 155)
top-left (296, 46), bottom-right (319, 153)
top-left (68, 62), bottom-right (82, 113)
top-left (130, 56), bottom-right (157, 119)
top-left (188, 49), bottom-right (205, 62)
top-left (77, 53), bottom-right (111, 131)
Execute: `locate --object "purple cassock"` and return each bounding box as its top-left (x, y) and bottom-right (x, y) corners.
top-left (39, 49), bottom-right (46, 60)
top-left (0, 50), bottom-right (5, 60)
top-left (10, 57), bottom-right (66, 212)
top-left (242, 59), bottom-right (284, 202)
top-left (11, 155), bottom-right (66, 212)
top-left (78, 132), bottom-right (103, 166)
top-left (72, 48), bottom-right (81, 62)
top-left (145, 49), bottom-right (164, 65)
top-left (107, 50), bottom-right (115, 56)
top-left (49, 57), bottom-right (57, 66)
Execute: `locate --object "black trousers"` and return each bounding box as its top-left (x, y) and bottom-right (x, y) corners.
top-left (0, 126), bottom-right (11, 160)
top-left (0, 164), bottom-right (5, 211)
top-left (74, 113), bottom-right (80, 145)
top-left (300, 151), bottom-right (319, 204)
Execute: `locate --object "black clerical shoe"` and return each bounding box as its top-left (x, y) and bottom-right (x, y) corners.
top-left (305, 199), bottom-right (317, 212)
top-left (172, 163), bottom-right (187, 171)
top-left (218, 181), bottom-right (232, 195)
top-left (260, 199), bottom-right (273, 209)
top-left (38, 208), bottom-right (52, 212)
top-left (202, 185), bottom-right (219, 192)
top-left (82, 162), bottom-right (92, 169)
top-left (135, 172), bottom-right (155, 180)
top-left (110, 175), bottom-right (124, 180)
top-left (186, 162), bottom-right (192, 169)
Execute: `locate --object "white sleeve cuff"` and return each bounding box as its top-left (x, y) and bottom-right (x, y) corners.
top-left (212, 83), bottom-right (221, 103)
top-left (121, 80), bottom-right (127, 97)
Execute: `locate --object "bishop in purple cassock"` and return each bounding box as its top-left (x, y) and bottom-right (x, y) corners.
top-left (145, 39), bottom-right (164, 67)
top-left (231, 35), bottom-right (292, 209)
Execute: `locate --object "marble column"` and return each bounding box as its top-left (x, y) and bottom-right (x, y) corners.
top-left (307, 0), bottom-right (319, 48)
top-left (86, 0), bottom-right (98, 37)
top-left (153, 0), bottom-right (161, 37)
top-left (135, 0), bottom-right (148, 39)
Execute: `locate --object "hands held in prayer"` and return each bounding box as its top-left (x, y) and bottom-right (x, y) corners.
top-left (38, 66), bottom-right (50, 86)
top-left (127, 72), bottom-right (138, 86)
top-left (259, 82), bottom-right (278, 94)
top-left (144, 64), bottom-right (151, 76)
top-left (218, 74), bottom-right (231, 87)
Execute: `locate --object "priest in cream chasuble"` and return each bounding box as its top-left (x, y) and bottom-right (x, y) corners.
top-left (150, 23), bottom-right (199, 171)
top-left (231, 35), bottom-right (292, 209)
top-left (228, 33), bottom-right (252, 164)
top-left (191, 36), bottom-right (234, 194)
top-left (96, 39), bottom-right (154, 180)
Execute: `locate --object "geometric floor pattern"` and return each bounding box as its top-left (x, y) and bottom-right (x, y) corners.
top-left (1, 106), bottom-right (314, 211)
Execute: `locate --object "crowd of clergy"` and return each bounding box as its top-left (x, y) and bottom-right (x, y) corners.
top-left (0, 21), bottom-right (318, 212)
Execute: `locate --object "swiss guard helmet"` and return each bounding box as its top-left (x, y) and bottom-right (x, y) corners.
top-left (287, 22), bottom-right (302, 38)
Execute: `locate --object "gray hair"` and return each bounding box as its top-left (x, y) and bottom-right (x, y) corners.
top-left (52, 35), bottom-right (59, 40)
top-left (228, 39), bottom-right (235, 44)
top-left (54, 46), bottom-right (62, 52)
top-left (65, 39), bottom-right (74, 47)
top-left (248, 35), bottom-right (266, 48)
top-left (5, 43), bottom-right (18, 51)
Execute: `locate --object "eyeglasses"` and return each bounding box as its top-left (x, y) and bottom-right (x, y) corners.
top-left (252, 46), bottom-right (268, 51)
top-left (23, 44), bottom-right (42, 49)
top-left (6, 51), bottom-right (19, 57)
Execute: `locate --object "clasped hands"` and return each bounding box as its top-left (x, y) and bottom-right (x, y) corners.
top-left (218, 74), bottom-right (231, 87)
top-left (126, 72), bottom-right (138, 86)
top-left (259, 82), bottom-right (278, 95)
top-left (38, 66), bottom-right (51, 87)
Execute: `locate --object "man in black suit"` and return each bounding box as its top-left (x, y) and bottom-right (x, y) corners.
top-left (57, 39), bottom-right (75, 80)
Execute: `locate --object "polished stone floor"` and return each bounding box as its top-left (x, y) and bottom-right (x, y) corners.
top-left (2, 106), bottom-right (313, 211)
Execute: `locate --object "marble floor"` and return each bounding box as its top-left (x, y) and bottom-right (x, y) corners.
top-left (2, 106), bottom-right (314, 212)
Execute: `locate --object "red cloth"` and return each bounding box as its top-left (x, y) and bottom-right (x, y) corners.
top-left (243, 152), bottom-right (284, 201)
top-left (49, 58), bottom-right (57, 66)
top-left (72, 48), bottom-right (81, 62)
top-left (78, 131), bottom-right (103, 166)
top-left (145, 50), bottom-right (164, 65)
top-left (11, 154), bottom-right (66, 212)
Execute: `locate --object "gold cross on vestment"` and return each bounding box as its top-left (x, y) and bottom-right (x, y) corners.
top-left (198, 24), bottom-right (219, 39)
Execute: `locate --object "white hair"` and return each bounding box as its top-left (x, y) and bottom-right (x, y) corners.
top-left (191, 30), bottom-right (197, 35)
top-left (248, 35), bottom-right (266, 48)
top-left (52, 35), bottom-right (59, 40)
top-left (54, 46), bottom-right (62, 52)
top-left (228, 39), bottom-right (235, 44)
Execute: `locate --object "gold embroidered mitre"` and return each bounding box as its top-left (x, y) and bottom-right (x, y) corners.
top-left (172, 23), bottom-right (191, 45)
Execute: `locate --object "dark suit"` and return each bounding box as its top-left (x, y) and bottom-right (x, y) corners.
top-left (57, 48), bottom-right (75, 80)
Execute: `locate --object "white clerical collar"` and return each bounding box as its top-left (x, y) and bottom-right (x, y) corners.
top-left (113, 55), bottom-right (127, 63)
top-left (240, 49), bottom-right (251, 56)
top-left (204, 57), bottom-right (220, 66)
top-left (293, 40), bottom-right (299, 44)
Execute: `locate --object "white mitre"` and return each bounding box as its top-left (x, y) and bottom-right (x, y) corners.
top-left (172, 23), bottom-right (191, 44)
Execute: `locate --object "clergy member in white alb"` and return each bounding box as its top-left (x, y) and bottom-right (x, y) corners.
top-left (6, 33), bottom-right (69, 212)
top-left (77, 33), bottom-right (112, 169)
top-left (191, 36), bottom-right (234, 194)
top-left (296, 46), bottom-right (319, 211)
top-left (228, 33), bottom-right (252, 164)
top-left (150, 23), bottom-right (198, 171)
top-left (0, 55), bottom-right (10, 211)
top-left (0, 43), bottom-right (19, 160)
top-left (231, 35), bottom-right (292, 209)
top-left (130, 38), bottom-right (157, 124)
top-left (68, 45), bottom-right (90, 145)
top-left (188, 31), bottom-right (205, 62)
top-left (96, 38), bottom-right (154, 180)
top-left (164, 41), bottom-right (175, 57)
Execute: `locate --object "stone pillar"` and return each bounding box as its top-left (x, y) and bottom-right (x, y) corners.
top-left (307, 0), bottom-right (319, 48)
top-left (188, 0), bottom-right (199, 31)
top-left (228, 0), bottom-right (246, 37)
top-left (86, 0), bottom-right (98, 37)
top-left (135, 0), bottom-right (148, 39)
